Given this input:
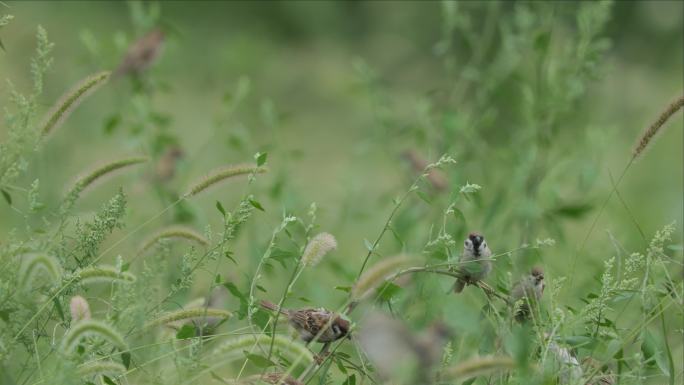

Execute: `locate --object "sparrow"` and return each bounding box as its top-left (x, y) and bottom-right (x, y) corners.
top-left (453, 233), bottom-right (492, 293)
top-left (510, 266), bottom-right (545, 322)
top-left (155, 145), bottom-right (184, 182)
top-left (259, 300), bottom-right (350, 344)
top-left (113, 28), bottom-right (165, 77)
top-left (582, 357), bottom-right (616, 385)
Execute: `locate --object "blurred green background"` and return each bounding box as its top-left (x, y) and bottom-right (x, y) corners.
top-left (0, 1), bottom-right (682, 383)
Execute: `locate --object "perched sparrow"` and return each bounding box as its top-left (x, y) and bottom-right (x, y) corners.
top-left (114, 28), bottom-right (165, 77)
top-left (155, 146), bottom-right (184, 182)
top-left (510, 266), bottom-right (545, 322)
top-left (582, 357), bottom-right (616, 385)
top-left (259, 300), bottom-right (350, 344)
top-left (453, 233), bottom-right (492, 293)
top-left (358, 312), bottom-right (452, 385)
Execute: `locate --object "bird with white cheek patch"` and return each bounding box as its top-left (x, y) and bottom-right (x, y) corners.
top-left (510, 266), bottom-right (545, 323)
top-left (259, 300), bottom-right (350, 347)
top-left (453, 232), bottom-right (493, 293)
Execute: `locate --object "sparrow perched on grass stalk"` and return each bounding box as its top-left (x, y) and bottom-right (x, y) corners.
top-left (510, 267), bottom-right (545, 322)
top-left (114, 28), bottom-right (165, 77)
top-left (453, 233), bottom-right (492, 293)
top-left (259, 300), bottom-right (350, 344)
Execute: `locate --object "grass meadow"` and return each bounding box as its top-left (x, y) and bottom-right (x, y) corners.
top-left (0, 1), bottom-right (682, 385)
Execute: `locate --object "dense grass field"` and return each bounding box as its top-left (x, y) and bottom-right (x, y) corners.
top-left (0, 2), bottom-right (682, 385)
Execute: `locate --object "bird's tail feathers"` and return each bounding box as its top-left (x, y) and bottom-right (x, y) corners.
top-left (260, 300), bottom-right (287, 315)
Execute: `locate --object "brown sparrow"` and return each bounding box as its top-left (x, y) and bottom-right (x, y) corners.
top-left (453, 233), bottom-right (492, 293)
top-left (259, 300), bottom-right (350, 344)
top-left (155, 146), bottom-right (184, 182)
top-left (114, 28), bottom-right (165, 77)
top-left (510, 266), bottom-right (545, 322)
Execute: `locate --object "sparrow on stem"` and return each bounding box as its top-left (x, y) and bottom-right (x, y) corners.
top-left (259, 300), bottom-right (350, 344)
top-left (510, 267), bottom-right (545, 322)
top-left (114, 28), bottom-right (165, 77)
top-left (453, 233), bottom-right (492, 293)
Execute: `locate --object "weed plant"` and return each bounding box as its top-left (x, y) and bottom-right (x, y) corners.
top-left (0, 2), bottom-right (681, 385)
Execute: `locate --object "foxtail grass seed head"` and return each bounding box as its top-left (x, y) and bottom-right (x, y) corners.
top-left (69, 295), bottom-right (91, 323)
top-left (137, 226), bottom-right (209, 255)
top-left (633, 94), bottom-right (684, 159)
top-left (60, 319), bottom-right (127, 354)
top-left (40, 71), bottom-right (111, 137)
top-left (77, 361), bottom-right (126, 378)
top-left (441, 356), bottom-right (515, 380)
top-left (351, 255), bottom-right (415, 301)
top-left (301, 232), bottom-right (337, 267)
top-left (145, 308), bottom-right (232, 328)
top-left (62, 156), bottom-right (147, 211)
top-left (211, 334), bottom-right (313, 365)
top-left (73, 265), bottom-right (136, 285)
top-left (184, 164), bottom-right (267, 197)
top-left (18, 253), bottom-right (62, 291)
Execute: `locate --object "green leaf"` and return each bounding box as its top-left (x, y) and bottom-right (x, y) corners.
top-left (342, 374), bottom-right (356, 385)
top-left (223, 282), bottom-right (248, 319)
top-left (216, 201), bottom-right (226, 216)
top-left (176, 324), bottom-right (196, 339)
top-left (255, 152), bottom-right (268, 167)
top-left (121, 351), bottom-right (131, 369)
top-left (223, 251), bottom-right (237, 265)
top-left (244, 352), bottom-right (275, 368)
top-left (334, 286), bottom-right (351, 293)
top-left (215, 274), bottom-right (221, 283)
top-left (551, 202), bottom-right (594, 219)
top-left (248, 198), bottom-right (265, 212)
top-left (0, 308), bottom-right (15, 323)
top-left (103, 114), bottom-right (120, 134)
top-left (335, 356), bottom-right (348, 374)
top-left (1, 189), bottom-right (12, 206)
top-left (210, 371), bottom-right (229, 384)
top-left (376, 281), bottom-right (402, 301)
top-left (102, 375), bottom-right (117, 385)
top-left (416, 190), bottom-right (432, 205)
top-left (364, 239), bottom-right (374, 252)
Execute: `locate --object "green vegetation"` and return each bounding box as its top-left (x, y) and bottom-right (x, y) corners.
top-left (0, 1), bottom-right (681, 385)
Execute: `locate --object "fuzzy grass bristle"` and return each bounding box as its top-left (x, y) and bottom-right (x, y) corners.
top-left (60, 319), bottom-right (127, 354)
top-left (69, 295), bottom-right (91, 322)
top-left (441, 356), bottom-right (515, 380)
top-left (18, 253), bottom-right (62, 291)
top-left (633, 94), bottom-right (684, 159)
top-left (62, 156), bottom-right (148, 208)
top-left (73, 265), bottom-right (136, 285)
top-left (351, 254), bottom-right (415, 301)
top-left (137, 226), bottom-right (209, 255)
top-left (145, 308), bottom-right (232, 328)
top-left (210, 334), bottom-right (313, 365)
top-left (40, 71), bottom-right (111, 137)
top-left (77, 360), bottom-right (126, 377)
top-left (184, 164), bottom-right (267, 197)
top-left (301, 232), bottom-right (337, 267)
